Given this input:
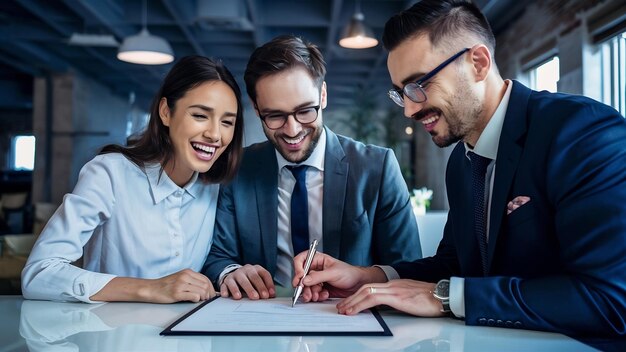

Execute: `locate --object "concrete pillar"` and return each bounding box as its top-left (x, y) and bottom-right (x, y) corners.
top-left (558, 25), bottom-right (585, 94)
top-left (32, 73), bottom-right (74, 205)
top-left (32, 72), bottom-right (132, 205)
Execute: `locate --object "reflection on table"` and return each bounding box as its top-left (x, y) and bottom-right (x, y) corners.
top-left (0, 296), bottom-right (600, 352)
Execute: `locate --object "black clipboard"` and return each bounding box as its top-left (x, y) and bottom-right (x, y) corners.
top-left (160, 296), bottom-right (392, 336)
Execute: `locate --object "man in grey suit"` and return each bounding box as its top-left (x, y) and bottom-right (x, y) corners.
top-left (202, 35), bottom-right (422, 300)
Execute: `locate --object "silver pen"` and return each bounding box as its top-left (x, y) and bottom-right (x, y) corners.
top-left (292, 239), bottom-right (319, 307)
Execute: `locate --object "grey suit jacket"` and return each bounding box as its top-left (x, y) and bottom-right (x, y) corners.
top-left (203, 127), bottom-right (422, 285)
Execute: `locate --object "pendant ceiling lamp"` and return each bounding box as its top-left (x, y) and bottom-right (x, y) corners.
top-left (117, 0), bottom-right (174, 65)
top-left (339, 0), bottom-right (378, 49)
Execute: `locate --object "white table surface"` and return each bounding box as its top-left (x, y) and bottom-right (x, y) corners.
top-left (0, 295), bottom-right (601, 352)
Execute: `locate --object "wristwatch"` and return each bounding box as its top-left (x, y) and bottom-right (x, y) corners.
top-left (433, 279), bottom-right (451, 313)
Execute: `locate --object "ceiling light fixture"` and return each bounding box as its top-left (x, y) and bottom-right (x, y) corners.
top-left (339, 0), bottom-right (378, 49)
top-left (68, 33), bottom-right (119, 47)
top-left (117, 0), bottom-right (174, 65)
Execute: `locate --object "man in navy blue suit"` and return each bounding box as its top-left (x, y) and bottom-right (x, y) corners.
top-left (293, 0), bottom-right (626, 336)
top-left (203, 35), bottom-right (422, 300)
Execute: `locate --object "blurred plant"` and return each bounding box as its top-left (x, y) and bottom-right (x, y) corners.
top-left (410, 187), bottom-right (433, 215)
top-left (383, 106), bottom-right (402, 150)
top-left (338, 85), bottom-right (380, 143)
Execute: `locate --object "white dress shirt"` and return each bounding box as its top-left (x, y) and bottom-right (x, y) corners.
top-left (218, 129), bottom-right (327, 287)
top-left (274, 129), bottom-right (326, 286)
top-left (450, 79), bottom-right (512, 317)
top-left (22, 153), bottom-right (219, 303)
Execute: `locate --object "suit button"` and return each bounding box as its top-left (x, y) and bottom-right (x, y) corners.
top-left (505, 320), bottom-right (513, 327)
top-left (478, 318), bottom-right (487, 325)
top-left (514, 321), bottom-right (523, 328)
top-left (496, 320), bottom-right (503, 326)
top-left (487, 319), bottom-right (495, 326)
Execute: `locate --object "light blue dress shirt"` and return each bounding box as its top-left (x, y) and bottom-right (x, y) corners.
top-left (22, 153), bottom-right (219, 303)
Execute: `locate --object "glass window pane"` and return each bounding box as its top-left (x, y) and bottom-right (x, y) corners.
top-left (530, 56), bottom-right (560, 93)
top-left (12, 135), bottom-right (36, 170)
top-left (599, 31), bottom-right (626, 116)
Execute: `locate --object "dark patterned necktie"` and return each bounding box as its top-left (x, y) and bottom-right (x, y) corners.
top-left (468, 151), bottom-right (491, 275)
top-left (287, 165), bottom-right (309, 255)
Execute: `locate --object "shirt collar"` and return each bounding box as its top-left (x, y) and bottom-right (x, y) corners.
top-left (145, 162), bottom-right (200, 204)
top-left (464, 79), bottom-right (513, 160)
top-left (276, 128), bottom-right (326, 172)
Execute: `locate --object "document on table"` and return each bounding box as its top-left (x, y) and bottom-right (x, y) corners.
top-left (161, 297), bottom-right (391, 336)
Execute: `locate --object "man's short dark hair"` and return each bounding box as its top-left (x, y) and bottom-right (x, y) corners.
top-left (382, 0), bottom-right (496, 55)
top-left (244, 35), bottom-right (326, 104)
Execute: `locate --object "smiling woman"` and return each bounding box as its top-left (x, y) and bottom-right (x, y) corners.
top-left (158, 79), bottom-right (239, 186)
top-left (21, 56), bottom-right (244, 304)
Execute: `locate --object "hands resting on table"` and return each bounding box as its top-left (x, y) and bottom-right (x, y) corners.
top-left (218, 251), bottom-right (445, 318)
top-left (91, 268), bottom-right (216, 303)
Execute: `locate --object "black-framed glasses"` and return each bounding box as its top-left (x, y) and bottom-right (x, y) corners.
top-left (258, 105), bottom-right (321, 130)
top-left (388, 48), bottom-right (470, 107)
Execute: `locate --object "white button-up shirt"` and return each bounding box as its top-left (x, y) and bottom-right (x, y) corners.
top-left (22, 153), bottom-right (219, 303)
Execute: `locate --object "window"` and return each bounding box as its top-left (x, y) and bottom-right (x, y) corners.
top-left (529, 56), bottom-right (560, 93)
top-left (11, 135), bottom-right (36, 170)
top-left (599, 31), bottom-right (626, 116)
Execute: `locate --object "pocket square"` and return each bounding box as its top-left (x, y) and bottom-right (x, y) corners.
top-left (507, 196), bottom-right (531, 215)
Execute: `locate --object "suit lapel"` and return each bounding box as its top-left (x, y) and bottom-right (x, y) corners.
top-left (487, 81), bottom-right (530, 270)
top-left (322, 128), bottom-right (348, 259)
top-left (255, 143), bottom-right (279, 275)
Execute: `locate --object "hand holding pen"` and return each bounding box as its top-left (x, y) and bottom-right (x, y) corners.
top-left (292, 239), bottom-right (318, 307)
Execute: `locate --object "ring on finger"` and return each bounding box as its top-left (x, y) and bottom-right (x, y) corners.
top-left (369, 287), bottom-right (377, 294)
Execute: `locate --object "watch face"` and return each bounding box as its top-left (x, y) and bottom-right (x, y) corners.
top-left (435, 280), bottom-right (450, 298)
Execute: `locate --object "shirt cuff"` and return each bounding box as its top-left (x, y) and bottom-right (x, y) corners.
top-left (75, 272), bottom-right (117, 303)
top-left (449, 276), bottom-right (465, 318)
top-left (218, 264), bottom-right (242, 286)
top-left (373, 265), bottom-right (399, 281)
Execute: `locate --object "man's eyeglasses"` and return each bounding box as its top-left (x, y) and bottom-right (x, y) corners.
top-left (388, 48), bottom-right (470, 107)
top-left (258, 105), bottom-right (321, 130)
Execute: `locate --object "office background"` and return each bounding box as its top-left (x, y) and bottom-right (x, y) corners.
top-left (0, 0), bottom-right (624, 292)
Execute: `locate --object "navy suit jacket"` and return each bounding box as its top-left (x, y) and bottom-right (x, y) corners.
top-left (204, 127), bottom-right (422, 284)
top-left (394, 81), bottom-right (626, 336)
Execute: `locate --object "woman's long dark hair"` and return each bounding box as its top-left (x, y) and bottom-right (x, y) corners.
top-left (100, 56), bottom-right (244, 184)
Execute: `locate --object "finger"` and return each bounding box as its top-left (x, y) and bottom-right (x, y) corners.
top-left (220, 283), bottom-right (230, 298)
top-left (319, 290), bottom-right (330, 301)
top-left (311, 287), bottom-right (319, 302)
top-left (337, 285), bottom-right (370, 312)
top-left (235, 272), bottom-right (261, 300)
top-left (224, 276), bottom-right (243, 300)
top-left (246, 269), bottom-right (270, 299)
top-left (310, 284), bottom-right (323, 302)
top-left (206, 283), bottom-right (217, 299)
top-left (292, 252), bottom-right (328, 286)
top-left (302, 268), bottom-right (336, 287)
top-left (292, 252), bottom-right (308, 287)
top-left (179, 280), bottom-right (213, 301)
top-left (341, 294), bottom-right (382, 315)
top-left (177, 271), bottom-right (212, 292)
top-left (257, 268), bottom-right (276, 297)
top-left (175, 291), bottom-right (203, 303)
top-left (339, 285), bottom-right (390, 315)
top-left (178, 276), bottom-right (214, 301)
top-left (300, 285), bottom-right (314, 302)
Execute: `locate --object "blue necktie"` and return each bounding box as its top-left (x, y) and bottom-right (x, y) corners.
top-left (468, 151), bottom-right (491, 275)
top-left (288, 165), bottom-right (309, 255)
